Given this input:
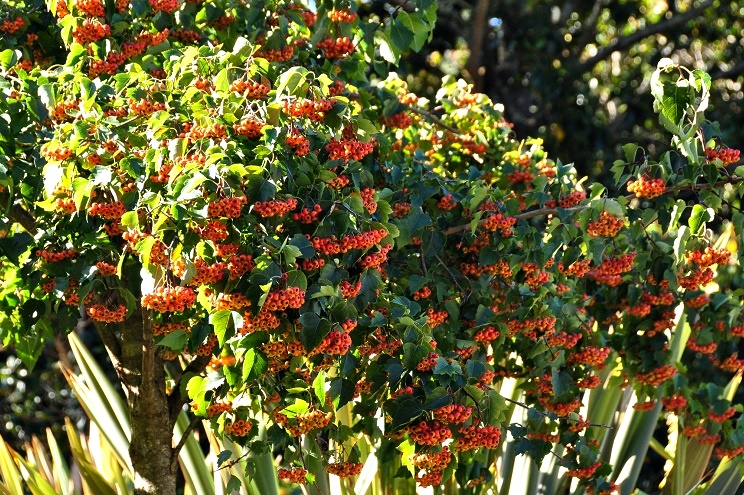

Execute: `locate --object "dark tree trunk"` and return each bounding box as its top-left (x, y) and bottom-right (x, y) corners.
top-left (112, 310), bottom-right (179, 495)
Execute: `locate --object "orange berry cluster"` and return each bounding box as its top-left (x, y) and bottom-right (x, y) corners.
top-left (229, 79), bottom-right (269, 98)
top-left (238, 308), bottom-right (280, 333)
top-left (129, 98), bottom-right (166, 116)
top-left (148, 0), bottom-right (180, 13)
top-left (411, 447), bottom-right (451, 471)
top-left (340, 280), bottom-right (361, 298)
top-left (633, 400), bottom-right (656, 411)
top-left (153, 322), bottom-right (189, 336)
top-left (0, 17), bottom-right (24, 34)
top-left (686, 338), bottom-right (716, 354)
top-left (682, 424), bottom-right (706, 437)
top-left (408, 420), bottom-right (452, 445)
top-left (195, 333), bottom-right (218, 356)
top-left (437, 194), bottom-right (457, 211)
top-left (635, 364), bottom-right (676, 386)
top-left (282, 98), bottom-right (334, 122)
top-left (361, 187), bottom-right (377, 213)
top-left (301, 258), bottom-right (325, 271)
top-left (433, 404), bottom-right (472, 424)
top-left (228, 254), bottom-right (255, 279)
top-left (308, 228), bottom-right (387, 255)
top-left (326, 462), bottom-right (363, 478)
top-left (393, 202), bottom-right (412, 218)
top-left (326, 138), bottom-right (375, 162)
top-left (206, 401), bottom-right (232, 418)
top-left (257, 45), bottom-right (294, 62)
top-left (358, 244), bottom-right (391, 269)
top-left (186, 122), bottom-right (227, 140)
top-left (141, 286), bottom-right (196, 313)
top-left (328, 9), bottom-right (358, 22)
top-left (567, 346), bottom-right (611, 367)
top-left (313, 330), bottom-right (352, 355)
top-left (55, 199), bottom-right (76, 214)
top-left (195, 220), bottom-right (228, 242)
top-left (317, 37), bottom-right (354, 58)
top-left (415, 470), bottom-right (442, 487)
top-left (678, 267), bottom-right (714, 290)
top-left (546, 332), bottom-right (582, 350)
top-left (587, 253), bottom-right (636, 287)
top-left (75, 0), bottom-right (105, 17)
top-left (233, 119), bottom-right (266, 139)
top-left (413, 286), bottom-right (431, 300)
top-left (566, 461), bottom-right (602, 479)
top-left (253, 198), bottom-right (298, 217)
top-left (685, 247), bottom-right (730, 268)
top-left (716, 354), bottom-right (744, 373)
top-left (708, 407), bottom-right (736, 423)
top-left (95, 261), bottom-right (117, 276)
top-left (277, 467), bottom-right (308, 483)
top-left (263, 286), bottom-right (305, 311)
top-left (286, 131), bottom-right (310, 156)
top-left (482, 213), bottom-right (516, 235)
top-left (208, 196), bottom-right (247, 218)
top-left (224, 419), bottom-right (252, 436)
top-left (50, 100), bottom-right (80, 121)
top-left (697, 434), bottom-right (722, 445)
top-left (212, 292), bottom-right (251, 311)
top-left (453, 425), bottom-right (502, 451)
top-left (660, 394), bottom-right (687, 413)
top-left (171, 28), bottom-right (201, 43)
top-left (88, 200), bottom-right (126, 220)
top-left (37, 249), bottom-right (78, 263)
top-left (416, 352), bottom-right (439, 372)
top-left (473, 326), bottom-right (500, 344)
top-left (627, 176), bottom-right (666, 199)
top-left (426, 308), bottom-right (448, 329)
top-left (293, 204), bottom-right (322, 223)
top-left (42, 145), bottom-right (73, 160)
top-left (329, 174), bottom-right (350, 189)
top-left (215, 243), bottom-right (240, 257)
top-left (381, 112), bottom-right (412, 129)
top-left (545, 190), bottom-right (586, 209)
top-left (86, 304), bottom-right (127, 323)
top-left (587, 212), bottom-right (624, 237)
top-left (72, 20), bottom-right (111, 44)
top-left (274, 407), bottom-right (332, 436)
top-left (705, 146), bottom-right (740, 165)
top-left (577, 375), bottom-right (601, 389)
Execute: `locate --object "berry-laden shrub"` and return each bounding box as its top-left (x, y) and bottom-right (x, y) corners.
top-left (1, 1), bottom-right (744, 494)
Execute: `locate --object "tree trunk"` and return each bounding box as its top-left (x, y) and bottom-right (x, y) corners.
top-left (116, 310), bottom-right (179, 495)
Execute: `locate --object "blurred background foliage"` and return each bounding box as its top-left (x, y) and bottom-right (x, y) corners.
top-left (360, 0), bottom-right (744, 180)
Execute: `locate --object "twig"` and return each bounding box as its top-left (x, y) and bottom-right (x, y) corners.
top-left (501, 396), bottom-right (612, 429)
top-left (171, 416), bottom-right (201, 469)
top-left (434, 254), bottom-right (466, 295)
top-left (443, 176), bottom-right (744, 236)
top-left (407, 106), bottom-right (463, 136)
top-left (579, 0), bottom-right (714, 70)
top-left (213, 451), bottom-right (251, 472)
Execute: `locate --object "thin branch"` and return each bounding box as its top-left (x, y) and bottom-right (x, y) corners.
top-left (8, 204), bottom-right (38, 236)
top-left (443, 175), bottom-right (744, 236)
top-left (579, 0), bottom-right (714, 70)
top-left (407, 106), bottom-right (463, 136)
top-left (171, 416), bottom-right (200, 469)
top-left (501, 396), bottom-right (613, 429)
top-left (434, 254), bottom-right (466, 295)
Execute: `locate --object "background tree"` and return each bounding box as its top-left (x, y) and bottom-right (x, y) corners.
top-left (362, 0), bottom-right (744, 179)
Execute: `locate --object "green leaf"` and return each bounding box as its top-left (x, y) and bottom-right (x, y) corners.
top-left (158, 330), bottom-right (189, 351)
top-left (299, 314), bottom-right (331, 352)
top-left (689, 204), bottom-right (713, 235)
top-left (210, 310), bottom-right (233, 346)
top-left (313, 370), bottom-right (326, 404)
